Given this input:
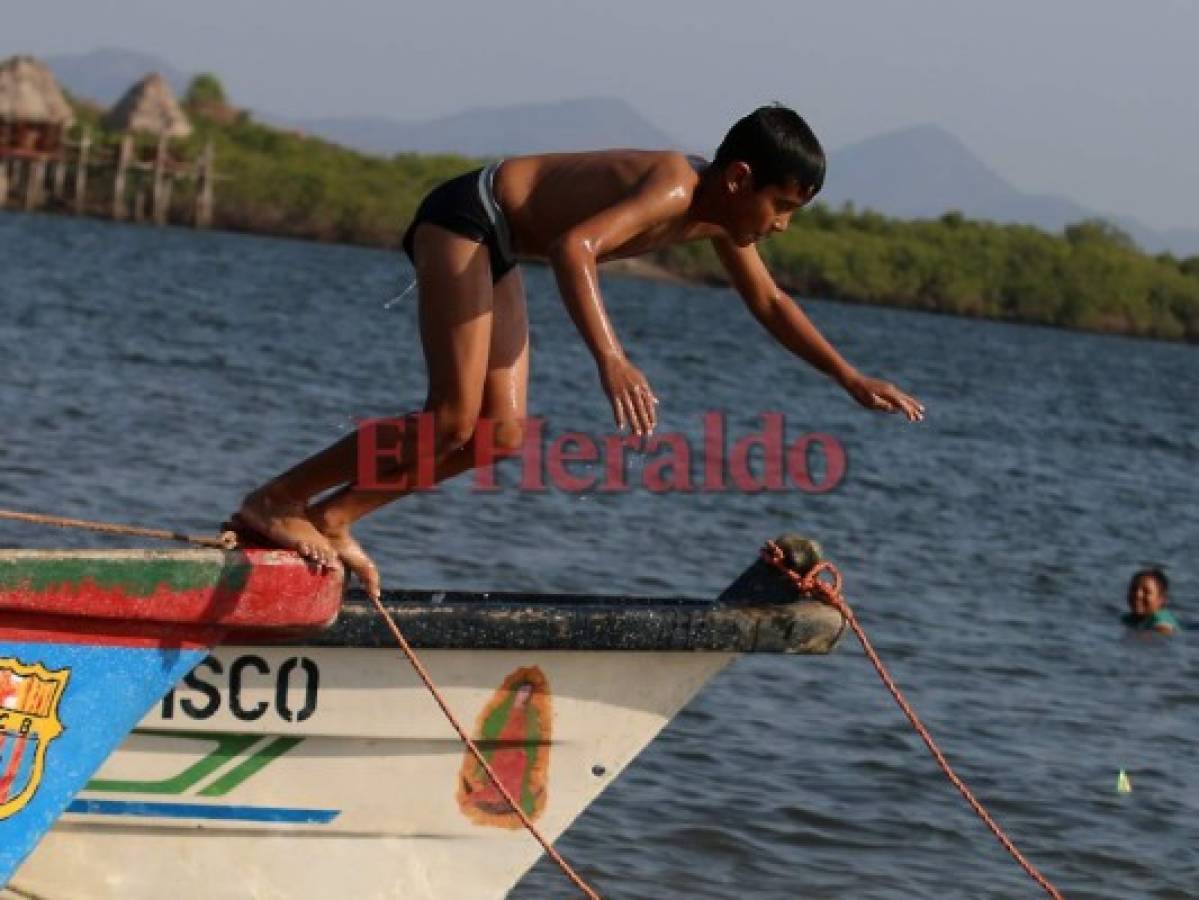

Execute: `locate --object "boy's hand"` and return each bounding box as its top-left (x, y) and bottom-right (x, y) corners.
top-left (598, 353), bottom-right (658, 435)
top-left (842, 372), bottom-right (925, 422)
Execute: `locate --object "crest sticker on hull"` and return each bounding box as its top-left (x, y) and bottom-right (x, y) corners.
top-left (0, 657), bottom-right (69, 820)
top-left (457, 666), bottom-right (551, 829)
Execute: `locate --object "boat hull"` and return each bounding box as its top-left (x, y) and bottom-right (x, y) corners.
top-left (12, 646), bottom-right (735, 900)
top-left (3, 537), bottom-right (843, 898)
top-left (0, 549), bottom-right (343, 884)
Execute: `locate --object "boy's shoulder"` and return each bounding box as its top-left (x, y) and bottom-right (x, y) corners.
top-left (1153, 609), bottom-right (1182, 630)
top-left (506, 149), bottom-right (703, 200)
top-left (556, 148), bottom-right (703, 177)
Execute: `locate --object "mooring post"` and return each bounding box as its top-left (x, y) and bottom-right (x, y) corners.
top-left (112, 133), bottom-right (133, 221)
top-left (0, 158), bottom-right (8, 209)
top-left (151, 131), bottom-right (168, 225)
top-left (74, 129), bottom-right (90, 215)
top-left (195, 138), bottom-right (214, 229)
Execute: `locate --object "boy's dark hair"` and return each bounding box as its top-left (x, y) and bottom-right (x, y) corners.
top-left (713, 104), bottom-right (826, 196)
top-left (1130, 567), bottom-right (1170, 598)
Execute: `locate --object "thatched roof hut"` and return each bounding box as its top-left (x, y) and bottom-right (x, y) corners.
top-left (104, 73), bottom-right (192, 138)
top-left (0, 56), bottom-right (75, 125)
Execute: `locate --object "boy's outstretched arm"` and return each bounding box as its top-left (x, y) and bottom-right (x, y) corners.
top-left (548, 157), bottom-right (692, 435)
top-left (713, 236), bottom-right (925, 422)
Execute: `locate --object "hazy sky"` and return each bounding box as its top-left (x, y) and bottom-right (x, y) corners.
top-left (7, 1), bottom-right (1197, 229)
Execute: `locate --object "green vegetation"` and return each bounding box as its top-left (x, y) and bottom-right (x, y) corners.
top-left (68, 96), bottom-right (1199, 342)
top-left (192, 113), bottom-right (476, 245)
top-left (184, 74), bottom-right (227, 107)
top-left (658, 207), bottom-right (1199, 341)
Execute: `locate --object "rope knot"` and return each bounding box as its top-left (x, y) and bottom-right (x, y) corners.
top-left (760, 540), bottom-right (847, 613)
top-left (798, 560), bottom-right (844, 609)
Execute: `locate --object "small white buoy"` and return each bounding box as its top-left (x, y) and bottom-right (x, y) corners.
top-left (1116, 769), bottom-right (1132, 794)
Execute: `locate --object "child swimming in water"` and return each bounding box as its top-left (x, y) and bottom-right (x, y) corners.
top-left (1122, 568), bottom-right (1180, 634)
top-left (230, 104), bottom-right (925, 598)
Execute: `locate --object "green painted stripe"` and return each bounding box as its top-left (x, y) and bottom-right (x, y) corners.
top-left (86, 731), bottom-right (261, 794)
top-left (200, 737), bottom-right (304, 796)
top-left (0, 557), bottom-right (251, 598)
top-left (522, 705), bottom-right (540, 815)
top-left (479, 691), bottom-right (516, 764)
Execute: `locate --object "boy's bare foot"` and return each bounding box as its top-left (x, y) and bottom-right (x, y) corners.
top-left (234, 488), bottom-right (340, 571)
top-left (310, 513), bottom-right (381, 600)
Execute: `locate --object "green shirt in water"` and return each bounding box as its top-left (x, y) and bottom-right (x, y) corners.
top-left (1122, 609), bottom-right (1181, 633)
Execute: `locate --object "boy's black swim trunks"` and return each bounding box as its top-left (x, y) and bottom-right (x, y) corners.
top-left (401, 162), bottom-right (516, 284)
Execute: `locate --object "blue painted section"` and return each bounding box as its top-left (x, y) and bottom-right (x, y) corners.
top-left (0, 641), bottom-right (207, 884)
top-left (66, 798), bottom-right (340, 824)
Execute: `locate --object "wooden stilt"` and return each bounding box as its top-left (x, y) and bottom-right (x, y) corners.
top-left (151, 132), bottom-right (168, 225)
top-left (74, 129), bottom-right (90, 215)
top-left (195, 138), bottom-right (214, 229)
top-left (25, 158), bottom-right (46, 211)
top-left (112, 134), bottom-right (133, 221)
top-left (52, 157), bottom-right (67, 200)
top-left (0, 123), bottom-right (10, 203)
top-left (157, 175), bottom-right (174, 226)
top-left (10, 160), bottom-right (22, 206)
top-left (1, 126), bottom-right (216, 227)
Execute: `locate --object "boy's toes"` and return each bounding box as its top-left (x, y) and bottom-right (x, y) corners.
top-left (294, 540), bottom-right (339, 574)
top-left (296, 542), bottom-right (319, 571)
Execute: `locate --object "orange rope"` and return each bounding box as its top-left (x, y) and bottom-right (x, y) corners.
top-left (760, 541), bottom-right (1063, 900)
top-left (366, 592), bottom-right (601, 900)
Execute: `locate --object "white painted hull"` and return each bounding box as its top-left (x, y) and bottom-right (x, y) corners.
top-left (10, 646), bottom-right (735, 899)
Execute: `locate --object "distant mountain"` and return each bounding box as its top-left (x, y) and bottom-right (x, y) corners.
top-left (44, 47), bottom-right (191, 105)
top-left (823, 124), bottom-right (1199, 256)
top-left (279, 97), bottom-right (680, 157)
top-left (42, 48), bottom-right (678, 155)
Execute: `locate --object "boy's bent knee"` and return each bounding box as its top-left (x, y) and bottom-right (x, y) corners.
top-left (472, 417), bottom-right (526, 460)
top-left (430, 412), bottom-right (478, 458)
top-left (490, 418), bottom-right (526, 454)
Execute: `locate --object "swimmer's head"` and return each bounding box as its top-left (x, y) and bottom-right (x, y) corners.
top-left (1127, 568), bottom-right (1169, 617)
top-left (710, 105), bottom-right (825, 246)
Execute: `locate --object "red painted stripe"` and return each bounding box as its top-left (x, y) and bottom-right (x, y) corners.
top-left (0, 733), bottom-right (27, 802)
top-left (0, 550), bottom-right (342, 630)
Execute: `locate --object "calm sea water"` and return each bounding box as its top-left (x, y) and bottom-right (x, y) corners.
top-left (2, 210), bottom-right (1198, 899)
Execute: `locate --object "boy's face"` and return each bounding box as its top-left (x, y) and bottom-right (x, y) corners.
top-left (721, 162), bottom-right (811, 247)
top-left (1129, 575), bottom-right (1166, 617)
